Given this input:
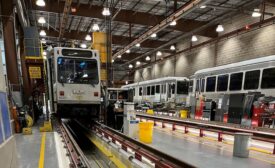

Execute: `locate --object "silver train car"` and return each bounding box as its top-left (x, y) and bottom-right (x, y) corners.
top-left (191, 55), bottom-right (275, 99)
top-left (47, 47), bottom-right (101, 118)
top-left (122, 77), bottom-right (189, 105)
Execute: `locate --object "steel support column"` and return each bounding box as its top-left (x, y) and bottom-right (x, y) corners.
top-left (0, 0), bottom-right (20, 91)
top-left (19, 27), bottom-right (31, 103)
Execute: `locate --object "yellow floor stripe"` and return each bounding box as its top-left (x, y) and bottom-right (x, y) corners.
top-left (38, 132), bottom-right (46, 168)
top-left (87, 134), bottom-right (127, 168)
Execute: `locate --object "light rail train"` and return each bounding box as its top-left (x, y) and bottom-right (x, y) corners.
top-left (47, 47), bottom-right (101, 118)
top-left (122, 77), bottom-right (189, 105)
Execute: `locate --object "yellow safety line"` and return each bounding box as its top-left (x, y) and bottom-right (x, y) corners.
top-left (38, 132), bottom-right (46, 168)
top-left (249, 147), bottom-right (273, 155)
top-left (87, 134), bottom-right (127, 168)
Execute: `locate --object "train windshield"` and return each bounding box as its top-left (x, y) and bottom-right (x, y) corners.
top-left (57, 57), bottom-right (99, 84)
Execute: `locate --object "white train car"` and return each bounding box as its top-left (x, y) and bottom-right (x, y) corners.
top-left (47, 47), bottom-right (101, 118)
top-left (191, 55), bottom-right (275, 99)
top-left (122, 77), bottom-right (189, 104)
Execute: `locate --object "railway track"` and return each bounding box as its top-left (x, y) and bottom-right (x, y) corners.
top-left (57, 118), bottom-right (196, 168)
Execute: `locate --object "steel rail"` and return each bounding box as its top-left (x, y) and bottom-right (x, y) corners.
top-left (136, 113), bottom-right (275, 143)
top-left (89, 121), bottom-right (196, 168)
top-left (60, 120), bottom-right (92, 168)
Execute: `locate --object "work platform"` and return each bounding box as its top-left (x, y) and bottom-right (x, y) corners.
top-left (150, 128), bottom-right (275, 168)
top-left (15, 125), bottom-right (69, 168)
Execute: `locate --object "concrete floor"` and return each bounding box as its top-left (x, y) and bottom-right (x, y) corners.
top-left (148, 128), bottom-right (275, 168)
top-left (15, 126), bottom-right (67, 168)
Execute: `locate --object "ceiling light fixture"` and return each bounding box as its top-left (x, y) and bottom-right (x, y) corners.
top-left (71, 7), bottom-right (77, 13)
top-left (112, 59), bottom-right (114, 63)
top-left (191, 35), bottom-right (198, 42)
top-left (92, 23), bottom-right (100, 31)
top-left (117, 55), bottom-right (122, 58)
top-left (170, 20), bottom-right (177, 26)
top-left (156, 51), bottom-right (162, 56)
top-left (216, 24), bottom-right (224, 32)
top-left (80, 43), bottom-right (87, 48)
top-left (145, 56), bottom-right (151, 61)
top-left (38, 17), bottom-right (46, 24)
top-left (252, 8), bottom-right (261, 17)
top-left (126, 49), bottom-right (130, 53)
top-left (85, 34), bottom-right (92, 41)
top-left (200, 5), bottom-right (206, 9)
top-left (43, 51), bottom-right (47, 56)
top-left (170, 45), bottom-right (176, 50)
top-left (41, 38), bottom-right (46, 44)
top-left (39, 30), bottom-right (46, 36)
top-left (129, 64), bottom-right (133, 69)
top-left (36, 0), bottom-right (45, 7)
top-left (136, 61), bottom-right (141, 65)
top-left (125, 81), bottom-right (128, 85)
top-left (102, 7), bottom-right (111, 16)
top-left (135, 43), bottom-right (140, 47)
top-left (150, 33), bottom-right (157, 38)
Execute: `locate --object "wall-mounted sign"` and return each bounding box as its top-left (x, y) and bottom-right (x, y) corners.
top-left (29, 66), bottom-right (41, 79)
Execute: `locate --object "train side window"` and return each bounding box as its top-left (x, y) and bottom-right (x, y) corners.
top-left (177, 81), bottom-right (189, 94)
top-left (139, 87), bottom-right (142, 96)
top-left (261, 68), bottom-right (275, 88)
top-left (171, 83), bottom-right (175, 94)
top-left (206, 76), bottom-right (216, 92)
top-left (196, 79), bottom-right (200, 91)
top-left (200, 79), bottom-right (205, 92)
top-left (156, 85), bottom-right (160, 94)
top-left (229, 72), bottom-right (243, 91)
top-left (217, 75), bottom-right (229, 91)
top-left (147, 86), bottom-right (151, 95)
top-left (151, 86), bottom-right (155, 95)
top-left (244, 70), bottom-right (260, 90)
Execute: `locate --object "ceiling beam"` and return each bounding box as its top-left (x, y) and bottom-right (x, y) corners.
top-left (44, 28), bottom-right (169, 49)
top-left (31, 0), bottom-right (215, 37)
top-left (59, 0), bottom-right (72, 39)
top-left (113, 0), bottom-right (211, 58)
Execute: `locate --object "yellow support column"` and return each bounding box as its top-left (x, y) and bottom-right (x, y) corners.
top-left (92, 32), bottom-right (108, 83)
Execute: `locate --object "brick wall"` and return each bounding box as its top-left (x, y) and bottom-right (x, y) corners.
top-left (134, 7), bottom-right (275, 82)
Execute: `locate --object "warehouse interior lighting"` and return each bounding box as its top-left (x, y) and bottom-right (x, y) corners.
top-left (200, 5), bottom-right (206, 9)
top-left (252, 8), bottom-right (261, 17)
top-left (135, 43), bottom-right (140, 47)
top-left (151, 33), bottom-right (157, 38)
top-left (102, 7), bottom-right (111, 16)
top-left (126, 49), bottom-right (130, 53)
top-left (38, 17), bottom-right (46, 24)
top-left (170, 20), bottom-right (177, 26)
top-left (112, 59), bottom-right (114, 63)
top-left (129, 64), bottom-right (133, 69)
top-left (191, 35), bottom-right (198, 42)
top-left (80, 43), bottom-right (87, 48)
top-left (136, 61), bottom-right (141, 65)
top-left (41, 38), bottom-right (46, 44)
top-left (216, 24), bottom-right (224, 32)
top-left (117, 55), bottom-right (122, 58)
top-left (92, 23), bottom-right (100, 31)
top-left (39, 30), bottom-right (46, 36)
top-left (85, 34), bottom-right (92, 41)
top-left (43, 51), bottom-right (47, 56)
top-left (156, 51), bottom-right (162, 56)
top-left (36, 0), bottom-right (45, 7)
top-left (170, 45), bottom-right (176, 50)
top-left (125, 81), bottom-right (128, 85)
top-left (145, 56), bottom-right (151, 61)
